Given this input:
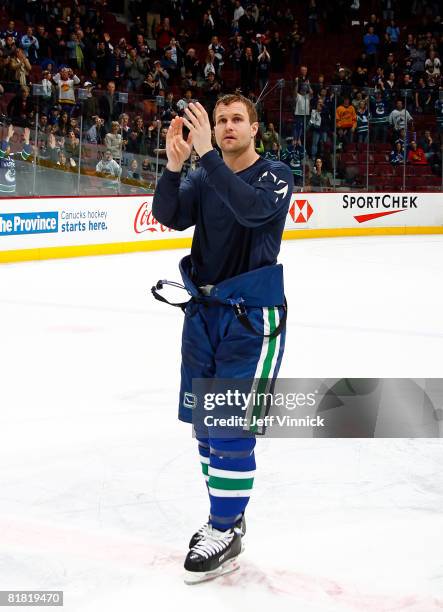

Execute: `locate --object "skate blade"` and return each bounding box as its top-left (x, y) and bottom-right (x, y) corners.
top-left (184, 558), bottom-right (240, 585)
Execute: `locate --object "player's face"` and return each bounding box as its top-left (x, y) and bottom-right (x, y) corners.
top-left (214, 102), bottom-right (258, 155)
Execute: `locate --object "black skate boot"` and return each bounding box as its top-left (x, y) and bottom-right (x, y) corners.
top-left (184, 525), bottom-right (242, 584)
top-left (188, 514), bottom-right (246, 549)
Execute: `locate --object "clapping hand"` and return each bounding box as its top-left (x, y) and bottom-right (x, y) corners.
top-left (165, 116), bottom-right (193, 172)
top-left (182, 102), bottom-right (212, 158)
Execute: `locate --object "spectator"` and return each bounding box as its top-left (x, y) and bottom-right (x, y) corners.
top-left (184, 48), bottom-right (200, 80)
top-left (390, 141), bottom-right (404, 165)
top-left (232, 0), bottom-right (245, 33)
top-left (281, 136), bottom-right (305, 187)
top-left (9, 48), bottom-right (31, 87)
top-left (176, 89), bottom-right (195, 114)
top-left (293, 77), bottom-right (312, 142)
top-left (66, 33), bottom-right (85, 71)
top-left (165, 38), bottom-right (184, 73)
top-left (0, 124), bottom-right (31, 194)
top-left (161, 49), bottom-right (178, 79)
top-left (386, 20), bottom-right (400, 48)
top-left (309, 99), bottom-right (328, 159)
top-left (99, 81), bottom-right (123, 130)
top-left (388, 99), bottom-right (413, 141)
top-left (153, 59), bottom-right (169, 90)
top-left (7, 85), bottom-right (34, 126)
top-left (200, 12), bottom-right (215, 43)
top-left (414, 77), bottom-right (432, 113)
top-left (269, 32), bottom-right (285, 72)
top-left (161, 92), bottom-right (178, 124)
top-left (146, 0), bottom-right (162, 39)
top-left (56, 150), bottom-right (72, 171)
top-left (369, 92), bottom-right (391, 142)
top-left (53, 67), bottom-right (80, 113)
top-left (105, 121), bottom-right (123, 162)
top-left (20, 27), bottom-right (39, 64)
top-left (39, 70), bottom-right (56, 115)
top-left (263, 141), bottom-right (280, 160)
top-left (203, 49), bottom-right (219, 78)
top-left (356, 101), bottom-right (369, 144)
top-left (54, 110), bottom-right (70, 137)
top-left (142, 72), bottom-right (158, 98)
top-left (407, 140), bottom-right (427, 164)
top-left (64, 129), bottom-right (80, 166)
top-left (95, 149), bottom-right (122, 179)
top-left (1, 20), bottom-right (19, 45)
top-left (425, 50), bottom-right (441, 76)
top-left (332, 67), bottom-right (352, 98)
top-left (208, 36), bottom-right (225, 74)
top-left (126, 115), bottom-right (148, 155)
top-left (81, 82), bottom-right (100, 129)
top-left (129, 16), bottom-right (146, 45)
top-left (287, 24), bottom-right (305, 68)
top-left (85, 115), bottom-right (106, 144)
top-left (310, 157), bottom-right (331, 191)
top-left (156, 17), bottom-right (175, 50)
top-left (125, 48), bottom-right (145, 91)
top-left (240, 47), bottom-right (257, 94)
top-left (262, 122), bottom-right (279, 152)
top-left (363, 26), bottom-right (380, 67)
top-left (125, 158), bottom-right (140, 180)
top-left (307, 0), bottom-right (320, 34)
top-left (119, 113), bottom-right (131, 146)
top-left (2, 34), bottom-right (17, 59)
top-left (419, 130), bottom-right (439, 165)
top-left (50, 26), bottom-right (67, 66)
top-left (336, 97), bottom-right (357, 149)
top-left (257, 45), bottom-right (271, 91)
top-left (201, 72), bottom-right (222, 117)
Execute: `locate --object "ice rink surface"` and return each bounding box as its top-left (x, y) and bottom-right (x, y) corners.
top-left (1, 235), bottom-right (443, 611)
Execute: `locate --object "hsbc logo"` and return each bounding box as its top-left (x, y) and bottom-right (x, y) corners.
top-left (289, 199), bottom-right (313, 223)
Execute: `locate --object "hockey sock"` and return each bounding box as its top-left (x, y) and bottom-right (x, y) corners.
top-left (207, 437), bottom-right (256, 531)
top-left (197, 438), bottom-right (210, 485)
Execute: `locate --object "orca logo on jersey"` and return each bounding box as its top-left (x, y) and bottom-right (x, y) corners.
top-left (184, 392), bottom-right (197, 409)
top-left (258, 171), bottom-right (289, 204)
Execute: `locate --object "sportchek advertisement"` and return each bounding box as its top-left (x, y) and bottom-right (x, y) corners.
top-left (0, 193), bottom-right (442, 256)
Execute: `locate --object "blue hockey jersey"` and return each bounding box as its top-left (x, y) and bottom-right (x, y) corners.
top-left (153, 150), bottom-right (293, 286)
top-left (0, 140), bottom-right (32, 193)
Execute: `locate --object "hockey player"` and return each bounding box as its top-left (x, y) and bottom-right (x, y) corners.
top-left (152, 95), bottom-right (293, 583)
top-left (0, 124), bottom-right (32, 194)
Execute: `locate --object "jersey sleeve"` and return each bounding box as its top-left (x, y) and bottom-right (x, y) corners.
top-left (152, 167), bottom-right (197, 231)
top-left (199, 150), bottom-right (293, 228)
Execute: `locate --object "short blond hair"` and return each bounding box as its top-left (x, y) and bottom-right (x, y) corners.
top-left (213, 94), bottom-right (258, 124)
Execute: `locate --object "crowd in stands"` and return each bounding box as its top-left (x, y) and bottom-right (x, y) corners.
top-left (0, 0), bottom-right (441, 191)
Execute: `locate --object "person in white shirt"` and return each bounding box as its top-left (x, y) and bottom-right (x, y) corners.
top-left (388, 99), bottom-right (413, 139)
top-left (96, 149), bottom-right (122, 179)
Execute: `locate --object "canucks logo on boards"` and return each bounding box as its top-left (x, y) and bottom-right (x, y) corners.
top-left (258, 171), bottom-right (289, 204)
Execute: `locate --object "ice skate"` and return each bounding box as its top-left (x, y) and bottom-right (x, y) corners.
top-left (184, 525), bottom-right (242, 585)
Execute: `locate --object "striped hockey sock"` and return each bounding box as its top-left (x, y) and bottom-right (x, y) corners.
top-left (207, 438), bottom-right (256, 531)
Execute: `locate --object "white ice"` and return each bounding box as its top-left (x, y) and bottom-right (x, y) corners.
top-left (1, 235), bottom-right (443, 612)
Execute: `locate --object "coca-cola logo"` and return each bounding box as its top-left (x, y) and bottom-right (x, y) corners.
top-left (134, 201), bottom-right (174, 234)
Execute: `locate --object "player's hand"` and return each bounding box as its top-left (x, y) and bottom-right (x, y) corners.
top-left (7, 124), bottom-right (14, 140)
top-left (182, 102), bottom-right (213, 158)
top-left (165, 116), bottom-right (193, 172)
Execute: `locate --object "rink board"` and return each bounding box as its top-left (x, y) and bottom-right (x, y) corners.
top-left (0, 192), bottom-right (442, 263)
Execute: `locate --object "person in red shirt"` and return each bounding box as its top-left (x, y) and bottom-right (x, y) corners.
top-left (156, 17), bottom-right (175, 50)
top-left (407, 141), bottom-right (427, 165)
